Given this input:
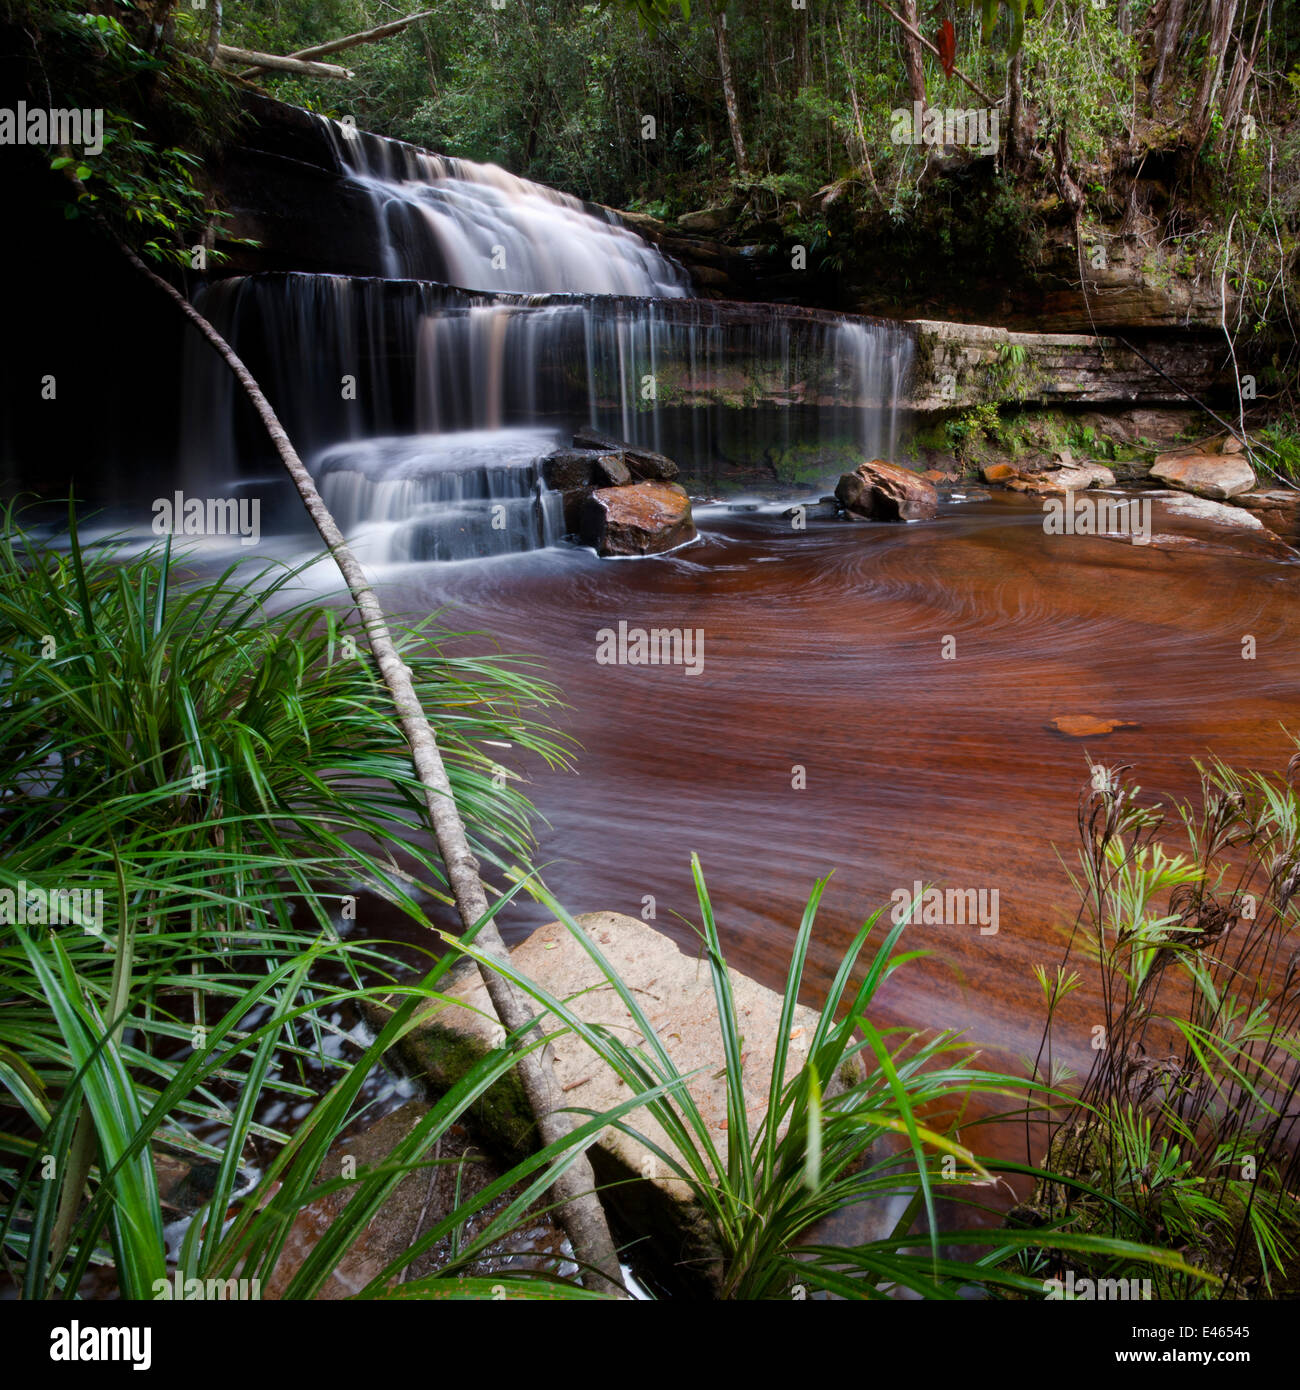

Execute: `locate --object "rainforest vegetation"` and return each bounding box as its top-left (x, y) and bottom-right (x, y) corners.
top-left (1, 0), bottom-right (1299, 1321)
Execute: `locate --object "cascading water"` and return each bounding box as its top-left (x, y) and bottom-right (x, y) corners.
top-left (318, 118), bottom-right (691, 298)
top-left (183, 124), bottom-right (912, 562)
top-left (186, 274), bottom-right (913, 551)
top-left (315, 428), bottom-right (565, 563)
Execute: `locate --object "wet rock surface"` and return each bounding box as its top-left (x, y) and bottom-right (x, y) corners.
top-left (573, 426), bottom-right (680, 482)
top-left (1232, 490), bottom-right (1300, 544)
top-left (1007, 463), bottom-right (1117, 494)
top-left (580, 481), bottom-right (697, 556)
top-left (836, 459), bottom-right (939, 522)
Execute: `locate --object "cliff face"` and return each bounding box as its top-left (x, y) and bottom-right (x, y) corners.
top-left (620, 157), bottom-right (1231, 336)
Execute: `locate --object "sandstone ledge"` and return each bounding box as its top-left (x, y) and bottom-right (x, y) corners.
top-left (370, 912), bottom-right (861, 1296)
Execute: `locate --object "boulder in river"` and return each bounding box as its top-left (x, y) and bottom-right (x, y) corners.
top-left (982, 463), bottom-right (1017, 483)
top-left (836, 459), bottom-right (939, 522)
top-left (580, 481), bottom-right (697, 556)
top-left (542, 447), bottom-right (606, 490)
top-left (1008, 462), bottom-right (1116, 494)
top-left (573, 426), bottom-right (680, 481)
top-left (1150, 450), bottom-right (1255, 499)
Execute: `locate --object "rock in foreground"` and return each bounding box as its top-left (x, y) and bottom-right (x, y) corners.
top-left (836, 459), bottom-right (938, 522)
top-left (1007, 463), bottom-right (1116, 494)
top-left (581, 481), bottom-right (696, 556)
top-left (376, 912), bottom-right (864, 1297)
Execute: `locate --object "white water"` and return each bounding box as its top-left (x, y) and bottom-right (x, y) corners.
top-left (316, 428), bottom-right (565, 564)
top-left (184, 124), bottom-right (912, 563)
top-left (320, 119), bottom-right (691, 298)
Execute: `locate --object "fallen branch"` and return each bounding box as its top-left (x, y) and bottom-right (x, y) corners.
top-left (112, 237), bottom-right (627, 1297)
top-left (1113, 334), bottom-right (1291, 487)
top-left (236, 10), bottom-right (437, 80)
top-left (215, 44), bottom-right (354, 80)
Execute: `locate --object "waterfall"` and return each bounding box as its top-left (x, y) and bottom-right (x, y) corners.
top-left (183, 124), bottom-right (913, 563)
top-left (315, 428), bottom-right (565, 564)
top-left (186, 275), bottom-right (914, 530)
top-left (316, 118), bottom-right (691, 298)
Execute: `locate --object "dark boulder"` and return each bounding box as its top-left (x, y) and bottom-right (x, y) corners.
top-left (572, 426), bottom-right (679, 482)
top-left (543, 448), bottom-right (604, 490)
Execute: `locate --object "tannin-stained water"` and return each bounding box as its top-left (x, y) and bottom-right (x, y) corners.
top-left (371, 492), bottom-right (1300, 1123)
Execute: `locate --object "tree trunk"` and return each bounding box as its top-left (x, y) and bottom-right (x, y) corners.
top-left (1217, 3), bottom-right (1266, 148)
top-left (870, 0), bottom-right (996, 105)
top-left (216, 44), bottom-right (354, 80)
top-left (1006, 49), bottom-right (1025, 161)
top-left (205, 0), bottom-right (221, 66)
top-left (1149, 0), bottom-right (1185, 103)
top-left (115, 239), bottom-right (627, 1299)
top-left (1191, 0), bottom-right (1240, 143)
top-left (237, 8), bottom-right (436, 77)
top-left (713, 8), bottom-right (749, 178)
top-left (900, 0), bottom-right (926, 111)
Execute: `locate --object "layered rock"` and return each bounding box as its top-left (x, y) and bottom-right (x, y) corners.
top-left (836, 459), bottom-right (939, 522)
top-left (580, 482), bottom-right (697, 556)
top-left (573, 426), bottom-right (680, 482)
top-left (909, 320), bottom-right (1229, 413)
top-left (1232, 490), bottom-right (1300, 544)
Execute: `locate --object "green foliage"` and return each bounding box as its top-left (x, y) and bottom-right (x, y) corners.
top-left (946, 402), bottom-right (1001, 463)
top-left (468, 860), bottom-right (1206, 1300)
top-left (0, 513), bottom-right (601, 1298)
top-left (1024, 758), bottom-right (1300, 1297)
top-left (1020, 3), bottom-right (1140, 161)
top-left (6, 0), bottom-right (247, 264)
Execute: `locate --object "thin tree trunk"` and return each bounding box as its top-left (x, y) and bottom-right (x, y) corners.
top-left (1149, 0), bottom-right (1185, 102)
top-left (834, 12), bottom-right (884, 205)
top-left (1006, 49), bottom-right (1025, 161)
top-left (115, 239), bottom-right (627, 1298)
top-left (713, 8), bottom-right (749, 178)
top-left (899, 0), bottom-right (926, 112)
top-left (205, 0), bottom-right (221, 66)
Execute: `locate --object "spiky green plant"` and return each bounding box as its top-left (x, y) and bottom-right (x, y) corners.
top-left (0, 509), bottom-right (581, 1297)
top-left (432, 863), bottom-right (1210, 1300)
top-left (1024, 756), bottom-right (1300, 1298)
